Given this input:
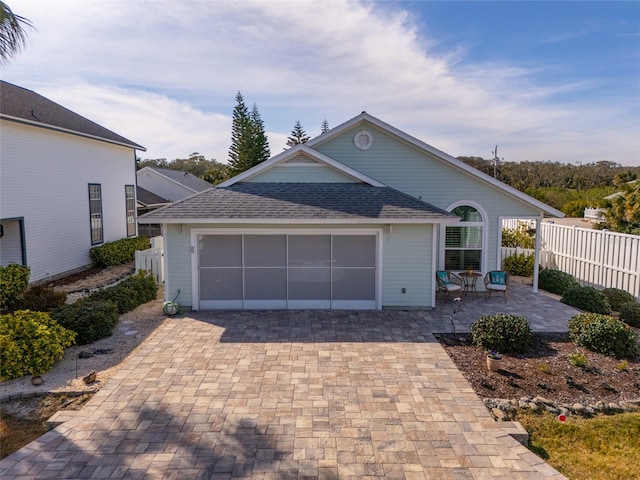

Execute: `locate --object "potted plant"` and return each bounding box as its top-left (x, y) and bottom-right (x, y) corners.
top-left (486, 351), bottom-right (502, 372)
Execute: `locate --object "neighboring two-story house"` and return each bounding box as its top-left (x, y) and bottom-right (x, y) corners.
top-left (0, 81), bottom-right (145, 282)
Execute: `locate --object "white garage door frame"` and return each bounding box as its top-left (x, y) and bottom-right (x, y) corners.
top-left (190, 228), bottom-right (383, 310)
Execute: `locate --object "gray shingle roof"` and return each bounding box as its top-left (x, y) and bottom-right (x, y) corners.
top-left (147, 167), bottom-right (214, 192)
top-left (0, 81), bottom-right (145, 150)
top-left (141, 182), bottom-right (456, 222)
top-left (136, 186), bottom-right (170, 207)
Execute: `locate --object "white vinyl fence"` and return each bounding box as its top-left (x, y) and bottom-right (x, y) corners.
top-left (501, 222), bottom-right (640, 299)
top-left (135, 236), bottom-right (164, 284)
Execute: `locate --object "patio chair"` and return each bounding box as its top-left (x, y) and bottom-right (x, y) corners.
top-left (484, 271), bottom-right (509, 302)
top-left (436, 270), bottom-right (463, 303)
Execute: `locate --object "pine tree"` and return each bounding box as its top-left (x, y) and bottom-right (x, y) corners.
top-left (321, 119), bottom-right (330, 134)
top-left (286, 120), bottom-right (310, 147)
top-left (249, 103), bottom-right (270, 166)
top-left (228, 93), bottom-right (270, 176)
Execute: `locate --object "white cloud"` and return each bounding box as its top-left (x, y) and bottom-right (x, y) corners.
top-left (4, 0), bottom-right (638, 165)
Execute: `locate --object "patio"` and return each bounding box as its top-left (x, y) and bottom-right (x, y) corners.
top-left (0, 282), bottom-right (575, 479)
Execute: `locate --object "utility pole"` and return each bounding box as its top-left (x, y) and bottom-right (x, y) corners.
top-left (491, 145), bottom-right (502, 179)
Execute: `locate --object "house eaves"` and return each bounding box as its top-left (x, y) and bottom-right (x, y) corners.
top-left (307, 111), bottom-right (564, 218)
top-left (0, 81), bottom-right (146, 151)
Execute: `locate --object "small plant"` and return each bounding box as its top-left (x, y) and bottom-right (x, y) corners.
top-left (503, 253), bottom-right (534, 277)
top-left (0, 263), bottom-right (30, 312)
top-left (537, 362), bottom-right (551, 374)
top-left (19, 285), bottom-right (67, 312)
top-left (616, 360), bottom-right (628, 372)
top-left (471, 314), bottom-right (532, 354)
top-left (619, 302), bottom-right (640, 328)
top-left (602, 288), bottom-right (637, 312)
top-left (89, 271), bottom-right (157, 314)
top-left (561, 286), bottom-right (611, 314)
top-left (538, 269), bottom-right (579, 296)
top-left (568, 312), bottom-right (639, 359)
top-left (567, 352), bottom-right (587, 368)
top-left (487, 350), bottom-right (502, 360)
top-left (0, 310), bottom-right (76, 380)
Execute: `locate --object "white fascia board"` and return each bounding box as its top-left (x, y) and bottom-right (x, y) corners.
top-left (0, 114), bottom-right (146, 151)
top-left (218, 144), bottom-right (385, 188)
top-left (142, 217), bottom-right (460, 225)
top-left (307, 112), bottom-right (564, 218)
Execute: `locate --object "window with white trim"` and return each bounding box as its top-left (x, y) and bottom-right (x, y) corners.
top-left (125, 185), bottom-right (136, 237)
top-left (445, 205), bottom-right (483, 271)
top-left (88, 184), bottom-right (103, 245)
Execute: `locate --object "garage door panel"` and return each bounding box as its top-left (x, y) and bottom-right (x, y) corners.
top-left (288, 268), bottom-right (331, 300)
top-left (245, 235), bottom-right (286, 267)
top-left (332, 235), bottom-right (376, 267)
top-left (288, 235), bottom-right (331, 267)
top-left (245, 268), bottom-right (287, 299)
top-left (199, 235), bottom-right (241, 267)
top-left (332, 268), bottom-right (376, 300)
top-left (200, 268), bottom-right (242, 300)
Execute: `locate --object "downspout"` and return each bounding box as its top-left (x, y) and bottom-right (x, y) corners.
top-left (532, 216), bottom-right (542, 293)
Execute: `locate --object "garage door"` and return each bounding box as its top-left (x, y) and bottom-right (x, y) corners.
top-left (197, 233), bottom-right (378, 310)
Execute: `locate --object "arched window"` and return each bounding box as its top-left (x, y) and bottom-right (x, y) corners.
top-left (445, 205), bottom-right (484, 271)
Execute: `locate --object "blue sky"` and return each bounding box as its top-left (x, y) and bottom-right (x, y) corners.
top-left (3, 0), bottom-right (639, 166)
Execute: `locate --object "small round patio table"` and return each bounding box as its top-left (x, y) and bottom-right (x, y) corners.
top-left (459, 271), bottom-right (482, 297)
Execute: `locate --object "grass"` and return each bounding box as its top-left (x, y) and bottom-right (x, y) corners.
top-left (517, 411), bottom-right (640, 480)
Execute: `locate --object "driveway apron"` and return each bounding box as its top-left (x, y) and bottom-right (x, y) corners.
top-left (1, 306), bottom-right (568, 479)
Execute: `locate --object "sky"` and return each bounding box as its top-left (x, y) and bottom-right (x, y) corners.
top-left (2, 0), bottom-right (639, 166)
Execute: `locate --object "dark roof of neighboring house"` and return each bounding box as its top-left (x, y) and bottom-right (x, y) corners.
top-left (141, 182), bottom-right (457, 223)
top-left (0, 81), bottom-right (145, 150)
top-left (142, 167), bottom-right (214, 192)
top-left (136, 186), bottom-right (170, 207)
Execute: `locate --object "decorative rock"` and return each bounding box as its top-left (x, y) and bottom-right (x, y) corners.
top-left (571, 403), bottom-right (586, 414)
top-left (78, 350), bottom-right (93, 359)
top-left (492, 408), bottom-right (512, 421)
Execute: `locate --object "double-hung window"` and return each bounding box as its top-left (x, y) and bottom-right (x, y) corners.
top-left (125, 185), bottom-right (136, 237)
top-left (445, 205), bottom-right (483, 271)
top-left (88, 184), bottom-right (103, 245)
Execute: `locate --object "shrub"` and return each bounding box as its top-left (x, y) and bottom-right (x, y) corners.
top-left (567, 351), bottom-right (587, 367)
top-left (602, 288), bottom-right (637, 312)
top-left (619, 302), bottom-right (640, 328)
top-left (19, 285), bottom-right (67, 312)
top-left (471, 314), bottom-right (532, 354)
top-left (0, 264), bottom-right (30, 312)
top-left (89, 236), bottom-right (151, 267)
top-left (501, 225), bottom-right (535, 249)
top-left (0, 310), bottom-right (76, 380)
top-left (503, 253), bottom-right (534, 277)
top-left (51, 299), bottom-right (119, 345)
top-left (89, 271), bottom-right (157, 314)
top-left (561, 286), bottom-right (611, 314)
top-left (538, 269), bottom-right (579, 296)
top-left (567, 313), bottom-right (639, 359)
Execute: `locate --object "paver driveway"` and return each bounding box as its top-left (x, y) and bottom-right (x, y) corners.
top-left (1, 309), bottom-right (567, 479)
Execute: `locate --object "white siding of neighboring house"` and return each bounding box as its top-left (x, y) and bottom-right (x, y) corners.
top-left (164, 222), bottom-right (436, 309)
top-left (0, 120), bottom-right (137, 282)
top-left (137, 168), bottom-right (196, 202)
top-left (314, 125), bottom-right (544, 273)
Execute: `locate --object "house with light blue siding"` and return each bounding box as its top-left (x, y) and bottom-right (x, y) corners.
top-left (142, 112), bottom-right (562, 310)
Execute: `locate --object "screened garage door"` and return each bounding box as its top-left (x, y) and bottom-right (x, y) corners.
top-left (197, 233), bottom-right (378, 310)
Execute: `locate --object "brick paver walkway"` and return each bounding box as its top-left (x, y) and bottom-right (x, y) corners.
top-left (1, 286), bottom-right (572, 479)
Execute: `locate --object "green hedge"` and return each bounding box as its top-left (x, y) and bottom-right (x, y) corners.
top-left (619, 302), bottom-right (640, 328)
top-left (89, 236), bottom-right (151, 267)
top-left (19, 285), bottom-right (67, 312)
top-left (0, 310), bottom-right (76, 380)
top-left (51, 299), bottom-right (119, 345)
top-left (568, 312), bottom-right (639, 359)
top-left (602, 288), bottom-right (637, 312)
top-left (471, 314), bottom-right (533, 355)
top-left (503, 253), bottom-right (534, 277)
top-left (538, 269), bottom-right (579, 296)
top-left (561, 286), bottom-right (611, 314)
top-left (0, 264), bottom-right (30, 312)
top-left (89, 271), bottom-right (157, 314)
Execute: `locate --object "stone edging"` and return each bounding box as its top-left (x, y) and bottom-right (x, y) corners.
top-left (486, 396), bottom-right (640, 421)
top-left (0, 388), bottom-right (101, 405)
